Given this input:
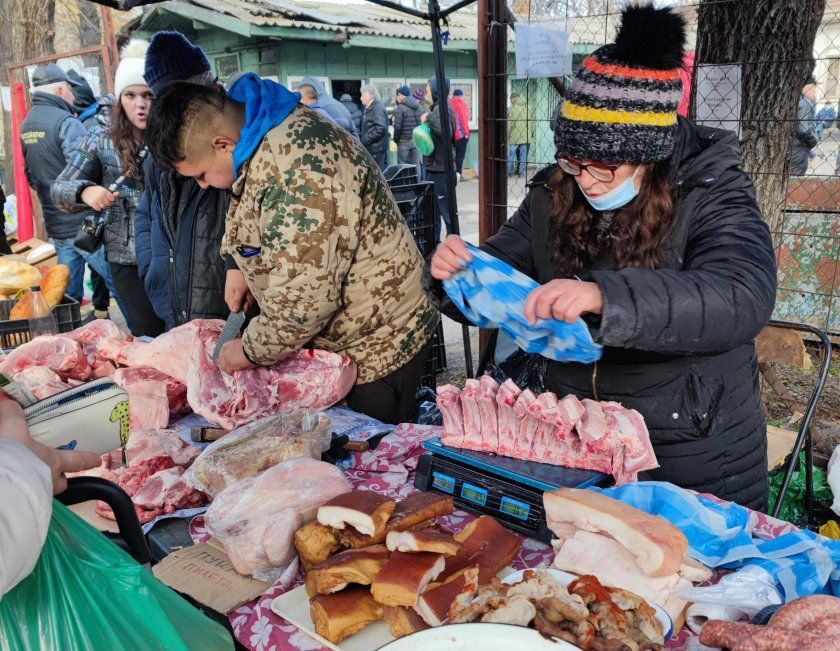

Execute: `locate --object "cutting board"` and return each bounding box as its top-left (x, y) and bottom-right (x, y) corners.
top-left (271, 567), bottom-right (515, 650)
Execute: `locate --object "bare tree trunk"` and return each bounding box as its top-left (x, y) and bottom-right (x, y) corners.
top-left (0, 0), bottom-right (56, 194)
top-left (76, 0), bottom-right (102, 49)
top-left (694, 0), bottom-right (826, 237)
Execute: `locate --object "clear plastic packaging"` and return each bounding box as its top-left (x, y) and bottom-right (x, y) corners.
top-left (183, 410), bottom-right (332, 498)
top-left (203, 456), bottom-right (350, 582)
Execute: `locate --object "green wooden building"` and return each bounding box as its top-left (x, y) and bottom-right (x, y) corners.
top-left (130, 0), bottom-right (482, 169)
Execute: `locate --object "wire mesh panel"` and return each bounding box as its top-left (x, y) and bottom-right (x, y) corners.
top-left (389, 179), bottom-right (448, 388)
top-left (488, 0), bottom-right (840, 334)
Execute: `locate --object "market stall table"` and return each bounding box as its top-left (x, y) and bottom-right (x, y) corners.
top-left (187, 423), bottom-right (802, 651)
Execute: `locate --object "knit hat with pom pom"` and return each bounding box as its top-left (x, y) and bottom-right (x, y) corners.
top-left (554, 3), bottom-right (687, 164)
top-left (114, 39), bottom-right (150, 97)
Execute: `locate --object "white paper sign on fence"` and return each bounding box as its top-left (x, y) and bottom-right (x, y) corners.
top-left (695, 63), bottom-right (742, 136)
top-left (515, 21), bottom-right (573, 79)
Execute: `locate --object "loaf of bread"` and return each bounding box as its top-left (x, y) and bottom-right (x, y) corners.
top-left (0, 260), bottom-right (42, 295)
top-left (9, 264), bottom-right (70, 319)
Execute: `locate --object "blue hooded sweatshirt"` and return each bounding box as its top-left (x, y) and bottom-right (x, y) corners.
top-left (228, 73), bottom-right (301, 177)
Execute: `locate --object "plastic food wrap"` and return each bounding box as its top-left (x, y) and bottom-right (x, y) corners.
top-left (183, 411), bottom-right (331, 498)
top-left (203, 456), bottom-right (350, 581)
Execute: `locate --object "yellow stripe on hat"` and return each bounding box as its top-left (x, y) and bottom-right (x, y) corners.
top-left (561, 101), bottom-right (677, 127)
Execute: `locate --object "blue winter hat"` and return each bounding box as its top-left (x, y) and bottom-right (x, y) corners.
top-left (144, 31), bottom-right (212, 94)
top-left (428, 76), bottom-right (450, 102)
top-left (453, 89), bottom-right (464, 97)
top-left (396, 85), bottom-right (410, 97)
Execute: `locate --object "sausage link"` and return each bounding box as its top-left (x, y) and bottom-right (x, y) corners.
top-left (768, 595), bottom-right (840, 629)
top-left (699, 620), bottom-right (825, 651)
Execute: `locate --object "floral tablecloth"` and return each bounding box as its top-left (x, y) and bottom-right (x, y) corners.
top-left (189, 423), bottom-right (798, 651)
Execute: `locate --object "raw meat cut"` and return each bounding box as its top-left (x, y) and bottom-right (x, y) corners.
top-left (66, 319), bottom-right (131, 377)
top-left (131, 466), bottom-right (206, 512)
top-left (437, 381), bottom-right (658, 484)
top-left (113, 366), bottom-right (189, 432)
top-left (437, 385), bottom-right (465, 447)
top-left (97, 322), bottom-right (197, 383)
top-left (185, 320), bottom-right (356, 429)
top-left (543, 488), bottom-right (687, 577)
top-left (459, 379), bottom-right (482, 451)
top-left (125, 429), bottom-right (200, 467)
top-left (12, 366), bottom-right (69, 399)
top-left (0, 335), bottom-right (91, 382)
top-left (205, 457), bottom-right (351, 578)
top-left (496, 379), bottom-right (522, 458)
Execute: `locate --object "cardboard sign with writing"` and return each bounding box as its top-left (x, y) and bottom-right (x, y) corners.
top-left (152, 538), bottom-right (269, 614)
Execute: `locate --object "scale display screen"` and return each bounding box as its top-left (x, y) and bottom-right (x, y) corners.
top-left (432, 471), bottom-right (456, 494)
top-left (460, 482), bottom-right (488, 506)
top-left (500, 496), bottom-right (531, 521)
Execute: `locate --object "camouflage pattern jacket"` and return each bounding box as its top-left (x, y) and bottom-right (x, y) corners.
top-left (223, 105), bottom-right (439, 384)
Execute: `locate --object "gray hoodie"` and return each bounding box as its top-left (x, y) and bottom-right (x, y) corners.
top-left (301, 77), bottom-right (359, 139)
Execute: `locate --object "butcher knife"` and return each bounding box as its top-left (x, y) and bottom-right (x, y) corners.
top-left (211, 311), bottom-right (246, 363)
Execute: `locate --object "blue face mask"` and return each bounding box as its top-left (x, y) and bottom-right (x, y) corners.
top-left (581, 166), bottom-right (640, 211)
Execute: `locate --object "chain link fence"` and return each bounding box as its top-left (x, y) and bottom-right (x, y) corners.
top-left (493, 0), bottom-right (840, 335)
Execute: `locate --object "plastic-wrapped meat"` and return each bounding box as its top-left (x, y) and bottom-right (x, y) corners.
top-left (0, 336), bottom-right (91, 382)
top-left (113, 366), bottom-right (189, 432)
top-left (125, 429), bottom-right (200, 468)
top-left (12, 366), bottom-right (70, 400)
top-left (186, 320), bottom-right (356, 429)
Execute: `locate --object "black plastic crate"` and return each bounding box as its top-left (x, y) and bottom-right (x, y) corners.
top-left (393, 181), bottom-right (436, 259)
top-left (0, 296), bottom-right (83, 348)
top-left (419, 321), bottom-right (447, 390)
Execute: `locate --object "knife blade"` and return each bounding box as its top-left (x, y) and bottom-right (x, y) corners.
top-left (212, 311), bottom-right (246, 363)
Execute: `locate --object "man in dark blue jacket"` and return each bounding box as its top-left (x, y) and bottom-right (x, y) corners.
top-left (135, 31), bottom-right (250, 330)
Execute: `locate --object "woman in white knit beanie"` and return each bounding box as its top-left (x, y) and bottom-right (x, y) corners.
top-left (51, 40), bottom-right (165, 336)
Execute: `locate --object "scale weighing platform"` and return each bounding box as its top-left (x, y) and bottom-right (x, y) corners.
top-left (415, 437), bottom-right (611, 544)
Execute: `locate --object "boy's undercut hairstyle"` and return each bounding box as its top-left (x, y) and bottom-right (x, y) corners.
top-left (146, 81), bottom-right (229, 171)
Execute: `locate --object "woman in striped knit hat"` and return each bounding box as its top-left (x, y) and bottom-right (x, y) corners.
top-left (425, 3), bottom-right (777, 510)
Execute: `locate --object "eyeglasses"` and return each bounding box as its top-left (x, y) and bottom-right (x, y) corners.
top-left (558, 157), bottom-right (621, 183)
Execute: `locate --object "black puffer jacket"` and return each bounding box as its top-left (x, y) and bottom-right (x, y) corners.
top-left (361, 100), bottom-right (390, 156)
top-left (51, 96), bottom-right (141, 265)
top-left (393, 96), bottom-right (423, 142)
top-left (424, 103), bottom-right (456, 173)
top-left (424, 119), bottom-right (777, 510)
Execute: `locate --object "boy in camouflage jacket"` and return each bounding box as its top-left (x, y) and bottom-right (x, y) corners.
top-left (146, 75), bottom-right (438, 423)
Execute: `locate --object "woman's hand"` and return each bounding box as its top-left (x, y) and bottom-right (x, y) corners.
top-left (429, 235), bottom-right (472, 280)
top-left (523, 279), bottom-right (604, 325)
top-left (81, 186), bottom-right (119, 212)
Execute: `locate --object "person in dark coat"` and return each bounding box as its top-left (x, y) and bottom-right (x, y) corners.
top-left (135, 31), bottom-right (249, 330)
top-left (339, 94), bottom-right (362, 133)
top-left (301, 76), bottom-right (359, 139)
top-left (421, 76), bottom-right (457, 242)
top-left (789, 78), bottom-right (818, 175)
top-left (360, 84), bottom-right (390, 170)
top-left (393, 85), bottom-right (422, 176)
top-left (424, 4), bottom-right (777, 511)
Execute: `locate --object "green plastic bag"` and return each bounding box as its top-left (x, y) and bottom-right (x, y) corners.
top-left (768, 451), bottom-right (834, 527)
top-left (0, 501), bottom-right (233, 651)
top-left (413, 122), bottom-right (435, 156)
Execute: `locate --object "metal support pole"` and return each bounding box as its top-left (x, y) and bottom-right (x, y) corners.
top-left (429, 0), bottom-right (473, 378)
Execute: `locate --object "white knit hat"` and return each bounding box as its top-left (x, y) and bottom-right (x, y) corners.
top-left (114, 39), bottom-right (150, 97)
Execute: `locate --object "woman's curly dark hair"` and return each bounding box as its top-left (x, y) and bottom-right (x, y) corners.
top-left (546, 161), bottom-right (675, 275)
top-left (110, 99), bottom-right (144, 179)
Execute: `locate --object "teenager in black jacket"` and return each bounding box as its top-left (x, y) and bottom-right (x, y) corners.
top-left (424, 5), bottom-right (776, 510)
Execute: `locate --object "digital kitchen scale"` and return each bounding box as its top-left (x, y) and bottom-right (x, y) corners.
top-left (414, 437), bottom-right (611, 543)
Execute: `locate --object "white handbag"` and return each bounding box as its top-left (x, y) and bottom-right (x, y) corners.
top-left (24, 378), bottom-right (130, 454)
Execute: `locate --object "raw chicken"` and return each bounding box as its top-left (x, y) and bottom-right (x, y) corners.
top-left (0, 336), bottom-right (91, 382)
top-left (113, 366), bottom-right (189, 432)
top-left (204, 457), bottom-right (351, 578)
top-left (12, 366), bottom-right (69, 400)
top-left (125, 429), bottom-right (200, 467)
